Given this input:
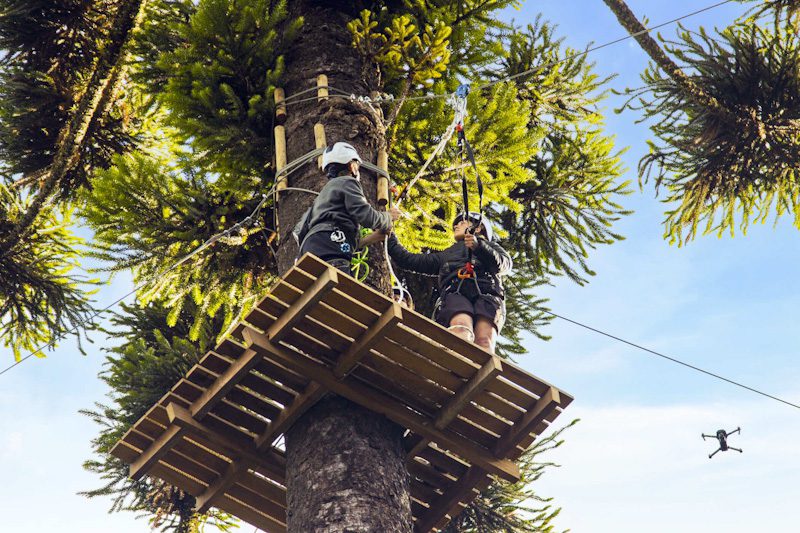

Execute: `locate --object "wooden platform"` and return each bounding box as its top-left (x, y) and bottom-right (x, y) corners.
top-left (111, 253), bottom-right (573, 532)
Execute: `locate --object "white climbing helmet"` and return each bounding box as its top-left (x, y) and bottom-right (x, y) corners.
top-left (322, 142), bottom-right (362, 171)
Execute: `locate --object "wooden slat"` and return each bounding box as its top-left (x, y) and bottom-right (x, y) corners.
top-left (267, 267), bottom-right (338, 343)
top-left (494, 387), bottom-right (561, 457)
top-left (255, 382), bottom-right (326, 451)
top-left (166, 403), bottom-right (286, 484)
top-left (242, 327), bottom-right (520, 483)
top-left (129, 425), bottom-right (187, 480)
top-left (335, 302), bottom-right (403, 378)
top-left (414, 468), bottom-right (487, 533)
top-left (217, 493), bottom-right (287, 533)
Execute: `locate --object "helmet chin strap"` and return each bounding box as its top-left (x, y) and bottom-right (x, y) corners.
top-left (350, 161), bottom-right (361, 181)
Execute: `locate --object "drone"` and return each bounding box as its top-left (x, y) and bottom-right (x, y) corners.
top-left (702, 427), bottom-right (742, 459)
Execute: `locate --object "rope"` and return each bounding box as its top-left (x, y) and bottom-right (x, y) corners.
top-left (1, 143), bottom-right (332, 374)
top-left (506, 277), bottom-right (800, 411)
top-left (0, 190), bottom-right (275, 376)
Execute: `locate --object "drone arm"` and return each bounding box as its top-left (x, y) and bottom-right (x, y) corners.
top-left (708, 448), bottom-right (722, 459)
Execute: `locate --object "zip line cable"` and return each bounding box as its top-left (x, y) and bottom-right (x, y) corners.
top-left (507, 279), bottom-right (800, 411)
top-left (471, 0), bottom-right (736, 92)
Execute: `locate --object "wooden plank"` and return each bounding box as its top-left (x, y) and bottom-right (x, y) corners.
top-left (214, 337), bottom-right (247, 359)
top-left (494, 387), bottom-right (561, 457)
top-left (295, 254), bottom-right (389, 311)
top-left (335, 302), bottom-right (403, 378)
top-left (166, 403), bottom-right (286, 484)
top-left (235, 471), bottom-right (287, 506)
top-left (147, 462), bottom-right (207, 497)
top-left (435, 357), bottom-right (502, 430)
top-left (226, 480), bottom-right (286, 525)
top-left (255, 382), bottom-right (326, 451)
top-left (285, 267), bottom-right (379, 326)
top-left (414, 467), bottom-right (487, 533)
top-left (242, 327), bottom-right (520, 483)
top-left (217, 493), bottom-right (287, 533)
top-left (267, 267), bottom-right (338, 343)
top-left (190, 348), bottom-right (262, 419)
top-left (195, 459), bottom-right (248, 513)
top-left (111, 440), bottom-right (141, 463)
top-left (416, 443), bottom-right (469, 478)
top-left (129, 425), bottom-right (187, 480)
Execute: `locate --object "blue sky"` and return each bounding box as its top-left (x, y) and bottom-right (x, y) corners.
top-left (2, 1), bottom-right (799, 532)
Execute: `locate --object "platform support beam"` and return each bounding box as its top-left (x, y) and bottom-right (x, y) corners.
top-left (196, 460), bottom-right (249, 513)
top-left (241, 326), bottom-right (520, 483)
top-left (255, 382), bottom-right (326, 451)
top-left (407, 356), bottom-right (502, 458)
top-left (129, 425), bottom-right (187, 480)
top-left (268, 267), bottom-right (338, 343)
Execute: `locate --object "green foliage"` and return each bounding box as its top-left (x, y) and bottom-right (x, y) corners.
top-left (157, 0), bottom-right (301, 175)
top-left (619, 14), bottom-right (800, 245)
top-left (81, 149), bottom-right (276, 342)
top-left (350, 9), bottom-right (452, 88)
top-left (81, 302), bottom-right (236, 532)
top-left (0, 0), bottom-right (138, 196)
top-left (0, 183), bottom-right (98, 360)
top-left (391, 81), bottom-right (540, 252)
top-left (495, 20), bottom-right (631, 284)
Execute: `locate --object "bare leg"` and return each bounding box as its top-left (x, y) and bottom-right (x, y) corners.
top-left (448, 313), bottom-right (474, 343)
top-left (474, 317), bottom-right (497, 354)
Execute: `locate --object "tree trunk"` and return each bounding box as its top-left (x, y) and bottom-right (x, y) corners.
top-left (276, 2), bottom-right (412, 531)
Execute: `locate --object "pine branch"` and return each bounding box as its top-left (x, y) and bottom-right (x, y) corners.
top-left (602, 0), bottom-right (735, 120)
top-left (0, 0), bottom-right (146, 257)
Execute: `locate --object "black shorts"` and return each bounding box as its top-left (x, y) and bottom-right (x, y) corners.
top-left (299, 229), bottom-right (354, 275)
top-left (435, 292), bottom-right (506, 332)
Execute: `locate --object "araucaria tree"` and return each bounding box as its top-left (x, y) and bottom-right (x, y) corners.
top-left (605, 0), bottom-right (800, 245)
top-left (1, 1), bottom-right (630, 531)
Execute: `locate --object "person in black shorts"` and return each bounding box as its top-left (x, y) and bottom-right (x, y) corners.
top-left (294, 142), bottom-right (401, 274)
top-left (387, 212), bottom-right (512, 354)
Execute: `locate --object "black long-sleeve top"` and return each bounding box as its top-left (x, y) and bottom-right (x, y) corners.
top-left (387, 233), bottom-right (512, 297)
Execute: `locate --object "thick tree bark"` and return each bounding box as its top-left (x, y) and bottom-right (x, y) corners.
top-left (275, 2), bottom-right (412, 531)
top-left (285, 396), bottom-right (413, 532)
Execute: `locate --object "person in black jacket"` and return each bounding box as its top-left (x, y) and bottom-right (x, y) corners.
top-left (387, 212), bottom-right (512, 354)
top-left (295, 142), bottom-right (401, 274)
